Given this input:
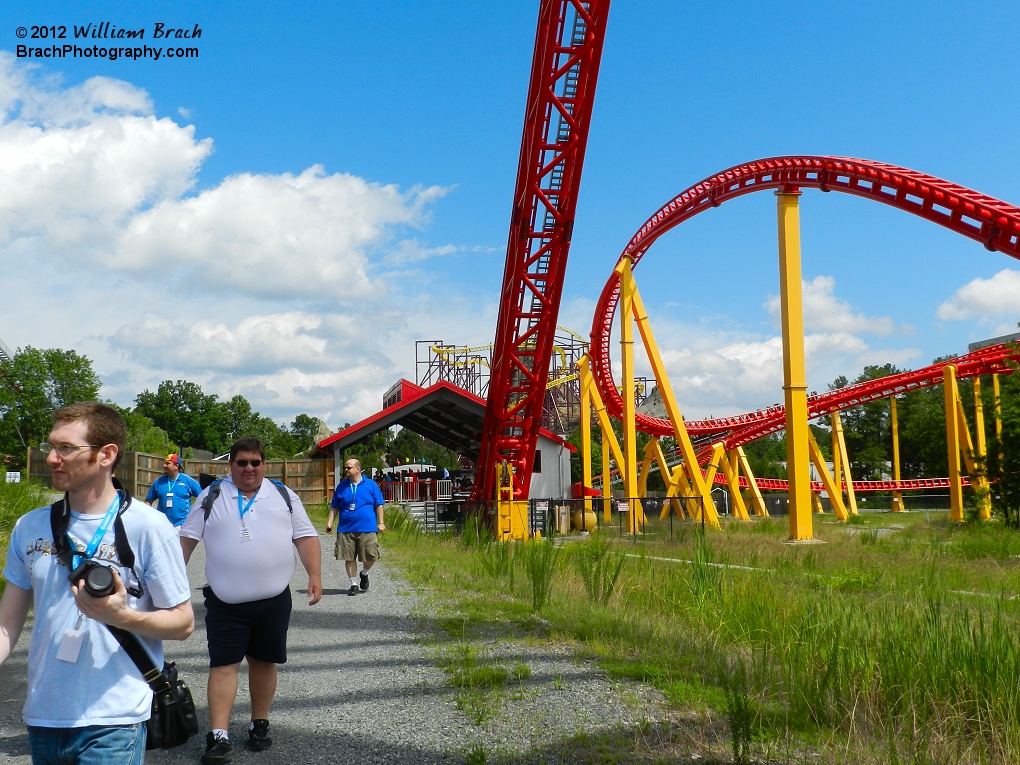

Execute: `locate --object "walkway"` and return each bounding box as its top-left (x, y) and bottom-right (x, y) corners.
top-left (0, 535), bottom-right (669, 764)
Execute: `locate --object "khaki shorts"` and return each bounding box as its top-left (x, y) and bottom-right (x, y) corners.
top-left (335, 532), bottom-right (380, 563)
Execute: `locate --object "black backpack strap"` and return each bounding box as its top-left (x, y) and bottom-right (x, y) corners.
top-left (49, 498), bottom-right (74, 570)
top-left (51, 480), bottom-right (141, 596)
top-left (270, 480), bottom-right (293, 513)
top-left (202, 480), bottom-right (222, 522)
top-left (200, 479), bottom-right (291, 526)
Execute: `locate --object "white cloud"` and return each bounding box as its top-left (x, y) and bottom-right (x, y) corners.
top-left (617, 312), bottom-right (919, 418)
top-left (765, 275), bottom-right (895, 336)
top-left (936, 269), bottom-right (1020, 321)
top-left (0, 54), bottom-right (481, 428)
top-left (112, 166), bottom-right (447, 299)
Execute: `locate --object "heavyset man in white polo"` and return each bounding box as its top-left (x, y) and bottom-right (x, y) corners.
top-left (180, 436), bottom-right (322, 765)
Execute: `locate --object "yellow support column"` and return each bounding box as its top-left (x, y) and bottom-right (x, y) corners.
top-left (776, 188), bottom-right (813, 541)
top-left (973, 377), bottom-right (991, 520)
top-left (812, 492), bottom-right (824, 514)
top-left (601, 424), bottom-right (612, 522)
top-left (619, 257), bottom-right (640, 533)
top-left (721, 450), bottom-right (750, 521)
top-left (627, 274), bottom-right (719, 528)
top-left (890, 396), bottom-right (904, 512)
top-left (832, 412), bottom-right (858, 515)
top-left (954, 394), bottom-right (992, 520)
top-left (581, 377), bottom-right (593, 514)
top-left (735, 447), bottom-right (769, 517)
top-left (808, 429), bottom-right (849, 521)
top-left (944, 365), bottom-right (964, 522)
top-left (993, 374), bottom-right (1003, 441)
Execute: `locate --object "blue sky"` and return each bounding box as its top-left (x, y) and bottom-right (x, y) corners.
top-left (3, 1), bottom-right (1019, 427)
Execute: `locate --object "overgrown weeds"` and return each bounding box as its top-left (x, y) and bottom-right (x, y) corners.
top-left (0, 478), bottom-right (50, 592)
top-left (572, 535), bottom-right (625, 605)
top-left (520, 539), bottom-right (560, 611)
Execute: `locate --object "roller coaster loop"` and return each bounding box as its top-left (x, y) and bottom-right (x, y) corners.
top-left (589, 156), bottom-right (1020, 443)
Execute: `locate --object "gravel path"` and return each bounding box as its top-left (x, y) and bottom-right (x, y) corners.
top-left (0, 534), bottom-right (669, 764)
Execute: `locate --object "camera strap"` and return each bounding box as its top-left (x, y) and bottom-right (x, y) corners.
top-left (50, 478), bottom-right (141, 596)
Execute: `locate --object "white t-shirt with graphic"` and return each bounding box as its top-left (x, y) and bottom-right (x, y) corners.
top-left (2, 497), bottom-right (192, 728)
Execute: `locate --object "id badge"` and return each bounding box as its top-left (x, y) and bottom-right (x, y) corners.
top-left (56, 628), bottom-right (86, 663)
top-left (240, 526), bottom-right (252, 542)
top-left (165, 492), bottom-right (174, 507)
top-left (349, 503), bottom-right (356, 512)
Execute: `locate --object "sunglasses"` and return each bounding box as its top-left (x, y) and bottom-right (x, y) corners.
top-left (234, 459), bottom-right (262, 467)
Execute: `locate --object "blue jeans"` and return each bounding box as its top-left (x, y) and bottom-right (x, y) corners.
top-left (27, 724), bottom-right (146, 765)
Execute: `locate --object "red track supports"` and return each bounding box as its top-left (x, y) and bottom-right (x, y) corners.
top-left (474, 0), bottom-right (612, 500)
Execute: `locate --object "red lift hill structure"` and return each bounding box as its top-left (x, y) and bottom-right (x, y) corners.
top-left (319, 0), bottom-right (1020, 541)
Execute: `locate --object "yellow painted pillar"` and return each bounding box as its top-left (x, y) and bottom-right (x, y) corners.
top-left (890, 396), bottom-right (904, 511)
top-left (944, 365), bottom-right (964, 522)
top-left (776, 188), bottom-right (812, 541)
top-left (601, 424), bottom-right (612, 522)
top-left (581, 376), bottom-right (593, 514)
top-left (973, 377), bottom-right (987, 465)
top-left (831, 415), bottom-right (842, 497)
top-left (619, 258), bottom-right (640, 533)
top-left (832, 412), bottom-right (858, 515)
top-left (735, 447), bottom-right (769, 517)
top-left (812, 492), bottom-right (824, 514)
top-left (993, 374), bottom-right (1003, 441)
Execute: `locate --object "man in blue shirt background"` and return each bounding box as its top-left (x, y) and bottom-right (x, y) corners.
top-left (326, 458), bottom-right (385, 596)
top-left (146, 453), bottom-right (202, 528)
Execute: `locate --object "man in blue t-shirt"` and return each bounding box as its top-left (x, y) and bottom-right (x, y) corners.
top-left (326, 458), bottom-right (385, 596)
top-left (146, 454), bottom-right (201, 528)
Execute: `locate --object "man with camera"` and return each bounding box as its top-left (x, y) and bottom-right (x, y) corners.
top-left (179, 437), bottom-right (321, 765)
top-left (0, 402), bottom-right (195, 764)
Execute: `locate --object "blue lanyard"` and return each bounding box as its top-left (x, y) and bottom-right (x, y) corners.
top-left (348, 479), bottom-right (360, 506)
top-left (165, 475), bottom-right (179, 496)
top-left (237, 487), bottom-right (257, 521)
top-left (69, 496), bottom-right (120, 569)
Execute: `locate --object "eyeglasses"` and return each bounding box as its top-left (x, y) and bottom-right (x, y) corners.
top-left (234, 459), bottom-right (262, 468)
top-left (40, 443), bottom-right (100, 457)
top-left (344, 465), bottom-right (359, 471)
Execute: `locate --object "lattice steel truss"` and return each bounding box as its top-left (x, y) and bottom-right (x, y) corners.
top-left (474, 0), bottom-right (611, 500)
top-left (416, 340), bottom-right (491, 399)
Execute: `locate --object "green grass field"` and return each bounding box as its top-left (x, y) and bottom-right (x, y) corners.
top-left (382, 506), bottom-right (1020, 764)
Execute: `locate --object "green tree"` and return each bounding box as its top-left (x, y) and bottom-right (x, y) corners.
top-left (135, 380), bottom-right (228, 453)
top-left (110, 405), bottom-right (176, 456)
top-left (0, 347), bottom-right (101, 468)
top-left (829, 364), bottom-right (905, 480)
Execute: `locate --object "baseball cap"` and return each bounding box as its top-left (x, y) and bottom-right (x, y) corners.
top-left (165, 454), bottom-right (180, 464)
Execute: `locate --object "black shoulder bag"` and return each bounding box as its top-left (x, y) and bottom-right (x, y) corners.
top-left (50, 479), bottom-right (199, 750)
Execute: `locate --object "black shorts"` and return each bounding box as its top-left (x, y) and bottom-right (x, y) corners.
top-left (203, 585), bottom-right (292, 667)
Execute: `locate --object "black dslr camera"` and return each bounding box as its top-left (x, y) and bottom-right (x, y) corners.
top-left (68, 560), bottom-right (117, 598)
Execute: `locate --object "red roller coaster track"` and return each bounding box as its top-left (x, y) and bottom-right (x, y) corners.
top-left (590, 156), bottom-right (1020, 452)
top-left (474, 0), bottom-right (612, 500)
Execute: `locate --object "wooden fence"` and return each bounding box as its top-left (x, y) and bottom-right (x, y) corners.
top-left (26, 449), bottom-right (335, 507)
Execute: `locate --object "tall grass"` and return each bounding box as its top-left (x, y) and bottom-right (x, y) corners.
top-left (520, 539), bottom-right (560, 611)
top-left (572, 536), bottom-right (625, 605)
top-left (0, 477), bottom-right (50, 594)
top-left (386, 512), bottom-right (1020, 762)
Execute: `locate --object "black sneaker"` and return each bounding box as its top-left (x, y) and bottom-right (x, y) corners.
top-left (201, 732), bottom-right (233, 764)
top-left (248, 719), bottom-right (272, 752)
top-left (359, 571), bottom-right (369, 592)
top-left (347, 584), bottom-right (360, 596)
